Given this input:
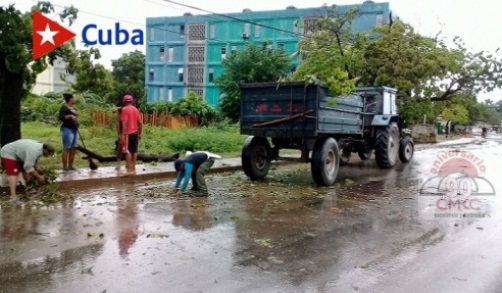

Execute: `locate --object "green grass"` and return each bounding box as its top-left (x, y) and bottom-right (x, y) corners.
top-left (22, 122), bottom-right (249, 169)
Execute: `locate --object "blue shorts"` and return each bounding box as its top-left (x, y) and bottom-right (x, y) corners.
top-left (61, 127), bottom-right (78, 148)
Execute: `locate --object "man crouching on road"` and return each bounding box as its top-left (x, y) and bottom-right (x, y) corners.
top-left (1, 139), bottom-right (55, 204)
top-left (172, 151), bottom-right (221, 197)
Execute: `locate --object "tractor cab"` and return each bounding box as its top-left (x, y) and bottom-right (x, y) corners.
top-left (355, 86), bottom-right (398, 116)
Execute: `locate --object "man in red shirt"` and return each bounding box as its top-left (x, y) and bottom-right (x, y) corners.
top-left (120, 95), bottom-right (142, 175)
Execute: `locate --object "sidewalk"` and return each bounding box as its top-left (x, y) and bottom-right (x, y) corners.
top-left (0, 157), bottom-right (299, 190)
top-left (1, 157), bottom-right (248, 189)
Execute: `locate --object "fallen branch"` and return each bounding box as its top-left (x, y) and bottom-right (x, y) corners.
top-left (75, 146), bottom-right (180, 163)
top-left (252, 110), bottom-right (314, 128)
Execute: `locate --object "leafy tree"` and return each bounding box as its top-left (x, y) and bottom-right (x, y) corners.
top-left (67, 47), bottom-right (114, 99)
top-left (472, 103), bottom-right (501, 126)
top-left (138, 91), bottom-right (216, 126)
top-left (295, 30), bottom-right (356, 96)
top-left (362, 21), bottom-right (502, 101)
top-left (440, 104), bottom-right (469, 125)
top-left (495, 100), bottom-right (502, 113)
top-left (170, 91), bottom-right (216, 126)
top-left (0, 2), bottom-right (78, 146)
top-left (298, 13), bottom-right (502, 123)
top-left (295, 6), bottom-right (363, 95)
top-left (215, 42), bottom-right (291, 122)
top-left (398, 97), bottom-right (435, 125)
top-left (110, 50), bottom-right (145, 107)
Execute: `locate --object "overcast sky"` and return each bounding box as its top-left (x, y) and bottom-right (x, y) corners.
top-left (8, 0), bottom-right (502, 101)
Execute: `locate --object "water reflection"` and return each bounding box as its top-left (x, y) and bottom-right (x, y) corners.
top-left (0, 243), bottom-right (103, 293)
top-left (171, 199), bottom-right (215, 231)
top-left (116, 199), bottom-right (139, 258)
top-left (1, 206), bottom-right (41, 242)
top-left (228, 159), bottom-right (441, 284)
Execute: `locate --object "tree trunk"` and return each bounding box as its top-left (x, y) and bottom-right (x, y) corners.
top-left (75, 145), bottom-right (180, 163)
top-left (0, 69), bottom-right (24, 147)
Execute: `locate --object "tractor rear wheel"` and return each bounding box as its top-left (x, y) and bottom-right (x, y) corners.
top-left (242, 136), bottom-right (271, 180)
top-left (311, 137), bottom-right (340, 186)
top-left (374, 122), bottom-right (400, 168)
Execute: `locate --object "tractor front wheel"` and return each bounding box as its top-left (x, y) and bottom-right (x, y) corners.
top-left (399, 138), bottom-right (414, 163)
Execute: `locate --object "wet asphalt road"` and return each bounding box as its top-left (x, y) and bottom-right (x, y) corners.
top-left (0, 136), bottom-right (501, 293)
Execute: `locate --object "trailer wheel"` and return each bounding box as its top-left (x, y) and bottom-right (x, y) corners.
top-left (399, 138), bottom-right (414, 163)
top-left (241, 136), bottom-right (271, 180)
top-left (374, 122), bottom-right (400, 168)
top-left (340, 147), bottom-right (351, 166)
top-left (311, 137), bottom-right (340, 186)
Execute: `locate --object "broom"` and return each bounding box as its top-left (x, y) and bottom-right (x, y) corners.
top-left (77, 130), bottom-right (99, 170)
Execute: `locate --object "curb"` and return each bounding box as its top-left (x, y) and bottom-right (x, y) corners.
top-left (56, 164), bottom-right (247, 189)
top-left (1, 160), bottom-right (296, 192)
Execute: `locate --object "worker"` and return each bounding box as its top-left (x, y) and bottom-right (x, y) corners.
top-left (1, 139), bottom-right (55, 204)
top-left (172, 151), bottom-right (221, 197)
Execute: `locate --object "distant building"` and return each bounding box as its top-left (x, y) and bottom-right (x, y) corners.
top-left (146, 1), bottom-right (393, 106)
top-left (31, 57), bottom-right (75, 95)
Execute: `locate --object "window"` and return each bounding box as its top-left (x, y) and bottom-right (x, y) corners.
top-left (266, 44), bottom-right (273, 50)
top-left (178, 67), bottom-right (184, 82)
top-left (168, 47), bottom-right (174, 62)
top-left (254, 23), bottom-right (260, 37)
top-left (168, 88), bottom-right (173, 102)
top-left (376, 14), bottom-right (384, 26)
top-left (221, 45), bottom-right (227, 59)
top-left (149, 27), bottom-right (155, 41)
top-left (278, 43), bottom-right (284, 50)
top-left (180, 24), bottom-right (185, 39)
top-left (188, 23), bottom-right (206, 41)
top-left (160, 46), bottom-right (165, 61)
top-left (159, 87), bottom-right (164, 101)
top-left (187, 87), bottom-right (204, 97)
top-left (210, 24), bottom-right (215, 39)
top-left (188, 46), bottom-right (205, 63)
top-left (209, 67), bottom-right (214, 82)
top-left (231, 44), bottom-right (237, 53)
top-left (149, 67), bottom-right (154, 81)
top-left (244, 23), bottom-right (250, 35)
top-left (187, 65), bottom-right (204, 84)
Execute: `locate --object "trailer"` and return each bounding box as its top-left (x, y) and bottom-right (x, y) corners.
top-left (239, 81), bottom-right (414, 186)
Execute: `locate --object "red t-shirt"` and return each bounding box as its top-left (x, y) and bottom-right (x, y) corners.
top-left (120, 105), bottom-right (141, 135)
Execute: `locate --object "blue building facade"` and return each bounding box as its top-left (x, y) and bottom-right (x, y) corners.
top-left (146, 2), bottom-right (392, 106)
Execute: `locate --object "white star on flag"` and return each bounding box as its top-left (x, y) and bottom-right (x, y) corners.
top-left (37, 24), bottom-right (58, 45)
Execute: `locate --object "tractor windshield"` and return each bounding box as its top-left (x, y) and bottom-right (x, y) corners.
top-left (363, 94), bottom-right (382, 114)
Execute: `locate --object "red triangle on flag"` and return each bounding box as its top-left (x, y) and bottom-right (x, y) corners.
top-left (32, 10), bottom-right (76, 60)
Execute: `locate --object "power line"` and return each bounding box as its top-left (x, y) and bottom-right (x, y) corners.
top-left (28, 0), bottom-right (229, 44)
top-left (158, 0), bottom-right (311, 38)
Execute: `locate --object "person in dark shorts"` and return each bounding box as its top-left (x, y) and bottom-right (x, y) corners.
top-left (115, 107), bottom-right (123, 171)
top-left (119, 95), bottom-right (142, 175)
top-left (59, 93), bottom-right (79, 171)
top-left (172, 151), bottom-right (221, 197)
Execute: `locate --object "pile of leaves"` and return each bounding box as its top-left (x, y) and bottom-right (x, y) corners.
top-left (22, 167), bottom-right (73, 204)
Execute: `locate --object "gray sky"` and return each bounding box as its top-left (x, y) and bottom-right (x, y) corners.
top-left (10, 0), bottom-right (502, 101)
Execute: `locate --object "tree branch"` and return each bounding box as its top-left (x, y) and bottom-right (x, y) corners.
top-left (75, 146), bottom-right (180, 163)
